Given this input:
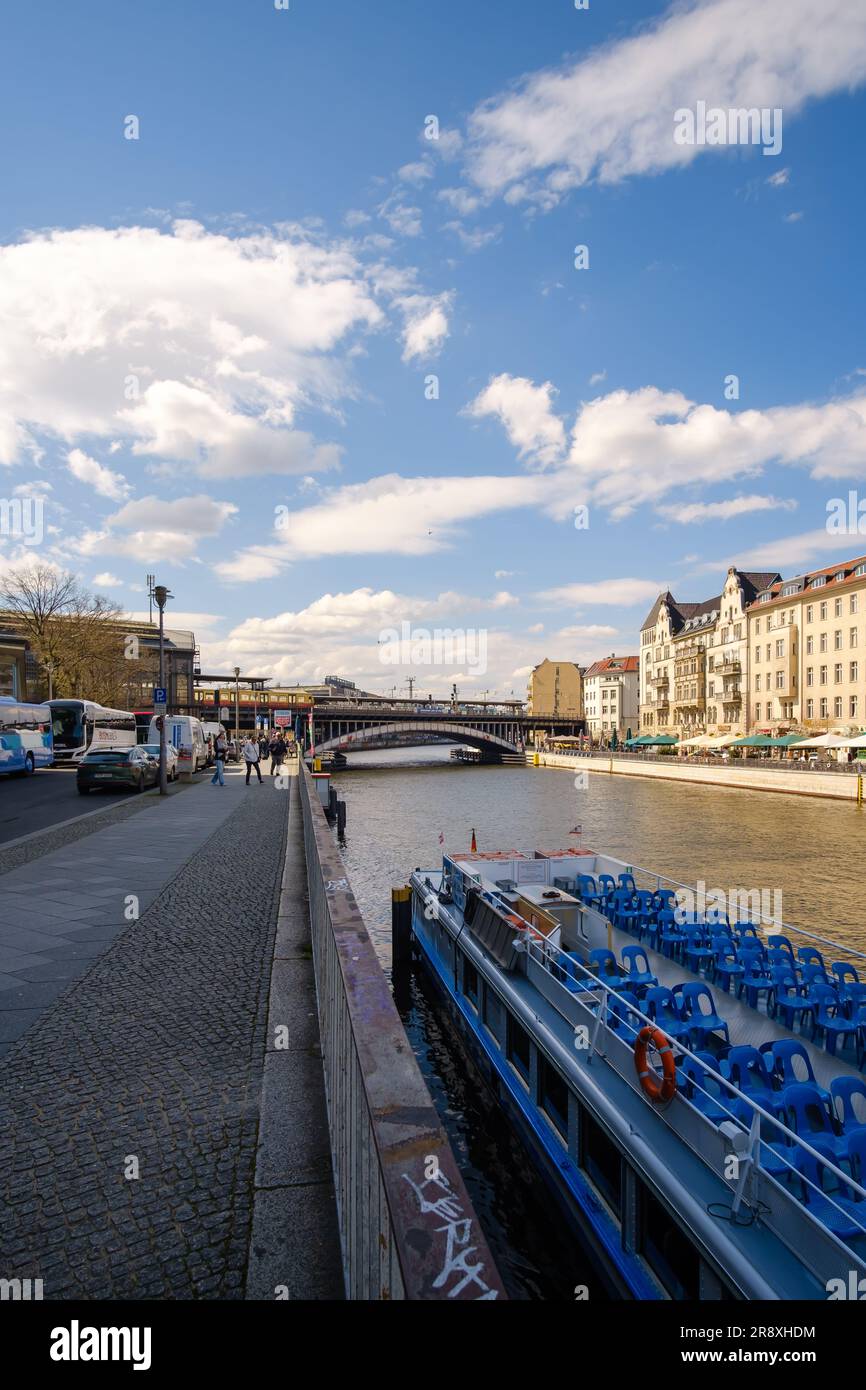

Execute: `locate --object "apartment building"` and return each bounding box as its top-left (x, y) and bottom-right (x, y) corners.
top-left (747, 554), bottom-right (866, 732)
top-left (582, 655), bottom-right (639, 741)
top-left (640, 570), bottom-right (779, 737)
top-left (527, 658), bottom-right (583, 717)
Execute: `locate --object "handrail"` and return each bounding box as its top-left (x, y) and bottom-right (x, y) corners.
top-left (515, 928), bottom-right (866, 1237)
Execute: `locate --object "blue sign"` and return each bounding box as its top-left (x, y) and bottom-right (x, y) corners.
top-left (154, 687), bottom-right (167, 704)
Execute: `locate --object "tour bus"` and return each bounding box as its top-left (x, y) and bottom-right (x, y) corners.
top-left (0, 698), bottom-right (54, 776)
top-left (147, 714), bottom-right (208, 774)
top-left (48, 699), bottom-right (138, 764)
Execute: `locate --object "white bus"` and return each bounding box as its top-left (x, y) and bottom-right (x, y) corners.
top-left (48, 699), bottom-right (138, 764)
top-left (0, 699), bottom-right (54, 776)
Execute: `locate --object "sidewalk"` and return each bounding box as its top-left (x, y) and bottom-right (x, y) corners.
top-left (0, 761), bottom-right (342, 1300)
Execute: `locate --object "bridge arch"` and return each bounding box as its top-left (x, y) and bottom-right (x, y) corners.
top-left (313, 719), bottom-right (523, 757)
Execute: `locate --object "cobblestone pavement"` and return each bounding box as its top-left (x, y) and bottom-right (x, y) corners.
top-left (0, 773), bottom-right (288, 1299)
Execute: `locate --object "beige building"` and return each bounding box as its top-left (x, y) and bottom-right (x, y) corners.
top-left (640, 570), bottom-right (779, 738)
top-left (527, 658), bottom-right (583, 717)
top-left (747, 554), bottom-right (866, 732)
top-left (583, 655), bottom-right (639, 742)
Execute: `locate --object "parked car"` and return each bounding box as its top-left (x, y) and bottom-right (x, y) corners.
top-left (225, 738), bottom-right (241, 762)
top-left (77, 746), bottom-right (160, 795)
top-left (138, 742), bottom-right (179, 782)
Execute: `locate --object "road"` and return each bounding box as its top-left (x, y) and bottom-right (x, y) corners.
top-left (0, 766), bottom-right (138, 845)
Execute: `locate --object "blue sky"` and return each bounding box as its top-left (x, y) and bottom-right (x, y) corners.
top-left (1, 0), bottom-right (866, 694)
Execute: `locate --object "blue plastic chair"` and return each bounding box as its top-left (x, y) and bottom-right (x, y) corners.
top-left (677, 1056), bottom-right (739, 1125)
top-left (611, 890), bottom-right (640, 934)
top-left (597, 873), bottom-right (617, 907)
top-left (606, 988), bottom-right (642, 1042)
top-left (633, 891), bottom-right (657, 941)
top-left (772, 972), bottom-right (816, 1032)
top-left (847, 1129), bottom-right (866, 1186)
top-left (620, 945), bottom-right (657, 992)
top-left (830, 1077), bottom-right (866, 1135)
top-left (652, 888), bottom-right (677, 915)
top-left (768, 933), bottom-right (795, 959)
top-left (680, 983), bottom-right (730, 1047)
top-left (782, 1082), bottom-right (847, 1162)
top-left (657, 910), bottom-right (687, 962)
top-left (798, 946), bottom-right (826, 973)
top-left (617, 872), bottom-right (637, 894)
top-left (575, 873), bottom-right (600, 907)
top-left (791, 1137), bottom-right (866, 1239)
top-left (683, 929), bottom-right (714, 976)
top-left (759, 1040), bottom-right (829, 1102)
top-left (726, 1046), bottom-right (786, 1118)
top-left (810, 983), bottom-right (863, 1060)
top-left (712, 939), bottom-right (745, 994)
top-left (833, 962), bottom-right (866, 1007)
top-left (737, 952), bottom-right (776, 1012)
top-left (589, 948), bottom-right (621, 988)
top-left (644, 986), bottom-right (691, 1045)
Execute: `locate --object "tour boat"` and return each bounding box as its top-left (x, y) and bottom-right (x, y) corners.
top-left (408, 847), bottom-right (866, 1300)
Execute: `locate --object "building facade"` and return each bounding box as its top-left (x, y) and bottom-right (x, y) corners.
top-left (747, 554), bottom-right (866, 732)
top-left (527, 659), bottom-right (583, 717)
top-left (583, 655), bottom-right (639, 741)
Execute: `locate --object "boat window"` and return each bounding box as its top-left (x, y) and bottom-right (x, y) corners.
top-left (539, 1055), bottom-right (568, 1139)
top-left (506, 1014), bottom-right (531, 1083)
top-left (463, 957), bottom-right (479, 1008)
top-left (579, 1110), bottom-right (622, 1216)
top-left (639, 1185), bottom-right (700, 1299)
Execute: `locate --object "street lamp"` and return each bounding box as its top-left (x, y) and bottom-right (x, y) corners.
top-left (234, 666), bottom-right (240, 744)
top-left (153, 583), bottom-right (173, 796)
top-left (44, 658), bottom-right (56, 702)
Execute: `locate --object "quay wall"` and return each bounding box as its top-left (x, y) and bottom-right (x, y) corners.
top-left (534, 752), bottom-right (863, 802)
top-left (298, 761), bottom-right (505, 1301)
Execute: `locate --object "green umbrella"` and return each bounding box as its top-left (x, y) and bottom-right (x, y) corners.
top-left (730, 734), bottom-right (776, 747)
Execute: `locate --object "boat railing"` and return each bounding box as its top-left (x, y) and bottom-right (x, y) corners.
top-left (516, 928), bottom-right (866, 1264)
top-left (616, 857), bottom-right (866, 971)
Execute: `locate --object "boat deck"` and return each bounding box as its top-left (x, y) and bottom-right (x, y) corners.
top-left (607, 922), bottom-right (864, 1089)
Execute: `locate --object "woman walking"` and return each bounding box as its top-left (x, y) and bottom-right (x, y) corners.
top-left (243, 736), bottom-right (263, 785)
top-left (211, 730), bottom-right (227, 786)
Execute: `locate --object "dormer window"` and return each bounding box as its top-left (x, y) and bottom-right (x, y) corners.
top-left (811, 576), bottom-right (826, 589)
top-left (836, 571), bottom-right (846, 582)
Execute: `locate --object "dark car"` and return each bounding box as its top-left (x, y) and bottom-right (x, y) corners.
top-left (138, 742), bottom-right (179, 782)
top-left (77, 746), bottom-right (160, 795)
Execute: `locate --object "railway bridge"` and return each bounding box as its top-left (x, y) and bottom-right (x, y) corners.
top-left (310, 701), bottom-right (585, 761)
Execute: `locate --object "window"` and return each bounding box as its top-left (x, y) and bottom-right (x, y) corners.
top-left (776, 670), bottom-right (784, 690)
top-left (463, 957), bottom-right (479, 1008)
top-left (775, 639), bottom-right (784, 658)
top-left (765, 644), bottom-right (771, 661)
top-left (820, 698), bottom-right (828, 718)
top-left (820, 601), bottom-right (828, 620)
top-left (852, 662), bottom-right (860, 683)
top-left (820, 633), bottom-right (828, 653)
top-left (820, 665), bottom-right (828, 684)
top-left (835, 598), bottom-right (843, 618)
top-left (813, 577), bottom-right (827, 590)
top-left (538, 1056), bottom-right (568, 1139)
top-left (806, 605), bottom-right (813, 623)
top-left (754, 645), bottom-right (760, 664)
top-left (755, 674), bottom-right (761, 691)
top-left (856, 563), bottom-right (866, 578)
top-left (579, 1110), bottom-right (621, 1216)
top-left (806, 699), bottom-right (814, 719)
top-left (507, 1014), bottom-right (531, 1083)
top-left (639, 1186), bottom-right (700, 1300)
top-left (851, 696), bottom-right (859, 718)
top-left (835, 630), bottom-right (843, 650)
top-left (835, 663), bottom-right (843, 683)
top-left (835, 697), bottom-right (843, 718)
top-left (806, 667), bottom-right (814, 687)
top-left (852, 628), bottom-right (859, 648)
top-left (852, 595), bottom-right (859, 614)
top-left (755, 619), bottom-right (761, 635)
top-left (755, 703), bottom-right (761, 720)
top-left (805, 636), bottom-right (813, 654)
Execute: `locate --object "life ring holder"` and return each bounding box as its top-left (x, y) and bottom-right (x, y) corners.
top-left (634, 1025), bottom-right (678, 1105)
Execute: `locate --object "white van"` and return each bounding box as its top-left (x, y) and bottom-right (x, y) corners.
top-left (147, 714), bottom-right (207, 774)
top-left (199, 721), bottom-right (227, 767)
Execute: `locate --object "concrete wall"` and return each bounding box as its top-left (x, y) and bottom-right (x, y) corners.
top-left (535, 751), bottom-right (862, 802)
top-left (298, 762), bottom-right (506, 1300)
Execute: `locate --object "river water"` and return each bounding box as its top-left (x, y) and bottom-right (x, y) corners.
top-left (332, 746), bottom-right (863, 1298)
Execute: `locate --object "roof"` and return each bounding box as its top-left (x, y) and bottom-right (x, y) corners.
top-left (746, 553), bottom-right (866, 612)
top-left (639, 590), bottom-right (693, 633)
top-left (583, 655), bottom-right (639, 678)
top-left (529, 659), bottom-right (582, 675)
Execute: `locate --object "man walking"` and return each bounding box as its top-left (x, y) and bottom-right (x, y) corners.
top-left (269, 730), bottom-right (284, 776)
top-left (211, 730), bottom-right (227, 786)
top-left (243, 736), bottom-right (263, 785)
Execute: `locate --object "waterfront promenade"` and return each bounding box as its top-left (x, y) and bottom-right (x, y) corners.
top-left (0, 764), bottom-right (344, 1300)
top-left (535, 749), bottom-right (865, 801)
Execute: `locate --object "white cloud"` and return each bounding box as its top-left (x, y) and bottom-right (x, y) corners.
top-left (541, 579), bottom-right (665, 608)
top-left (438, 186), bottom-right (482, 216)
top-left (767, 168), bottom-right (791, 187)
top-left (71, 493), bottom-right (237, 565)
top-left (784, 211), bottom-right (804, 222)
top-left (92, 571), bottom-right (123, 588)
top-left (378, 197), bottom-right (423, 237)
top-left (720, 528), bottom-right (866, 574)
top-left (398, 159), bottom-right (434, 185)
top-left (397, 293), bottom-right (453, 362)
top-left (464, 0), bottom-right (866, 206)
top-left (589, 370), bottom-right (607, 387)
top-left (67, 448), bottom-right (131, 501)
top-left (657, 494), bottom-right (798, 524)
top-left (443, 222), bottom-right (502, 252)
top-left (0, 221), bottom-right (383, 479)
top-left (464, 374), bottom-right (566, 468)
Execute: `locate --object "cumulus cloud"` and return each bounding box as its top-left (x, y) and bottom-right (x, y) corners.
top-left (657, 494), bottom-right (798, 524)
top-left (71, 493), bottom-right (237, 564)
top-left (0, 220), bottom-right (383, 480)
top-left (541, 579), bottom-right (666, 608)
top-left (464, 374), bottom-right (566, 467)
top-left (397, 293), bottom-right (453, 361)
top-left (66, 448), bottom-right (131, 501)
top-left (463, 0), bottom-right (866, 206)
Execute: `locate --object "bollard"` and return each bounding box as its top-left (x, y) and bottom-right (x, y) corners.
top-left (336, 799), bottom-right (346, 836)
top-left (391, 885), bottom-right (412, 968)
top-left (859, 773), bottom-right (863, 808)
top-left (327, 786), bottom-right (338, 821)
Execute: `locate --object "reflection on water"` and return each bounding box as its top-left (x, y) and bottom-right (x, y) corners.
top-left (332, 745), bottom-right (864, 1298)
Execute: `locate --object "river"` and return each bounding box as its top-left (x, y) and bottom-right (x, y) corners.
top-left (331, 745), bottom-right (863, 1298)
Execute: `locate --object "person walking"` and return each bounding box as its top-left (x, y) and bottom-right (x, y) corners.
top-left (269, 731), bottom-right (284, 776)
top-left (243, 735), bottom-right (263, 785)
top-left (211, 730), bottom-right (227, 786)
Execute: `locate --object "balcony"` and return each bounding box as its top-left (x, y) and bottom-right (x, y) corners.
top-left (673, 696), bottom-right (706, 712)
top-left (716, 659), bottom-right (741, 676)
top-left (722, 688), bottom-right (742, 705)
top-left (648, 673), bottom-right (669, 689)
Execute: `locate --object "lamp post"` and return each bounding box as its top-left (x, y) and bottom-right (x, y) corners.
top-left (44, 659), bottom-right (55, 702)
top-left (154, 584), bottom-right (172, 796)
top-left (234, 667), bottom-right (240, 745)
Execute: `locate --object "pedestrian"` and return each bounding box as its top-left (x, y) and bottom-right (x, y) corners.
top-left (243, 735), bottom-right (263, 785)
top-left (258, 731), bottom-right (269, 760)
top-left (211, 730), bottom-right (227, 786)
top-left (269, 730), bottom-right (284, 775)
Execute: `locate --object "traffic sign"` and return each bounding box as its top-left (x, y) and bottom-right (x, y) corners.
top-left (154, 687), bottom-right (167, 703)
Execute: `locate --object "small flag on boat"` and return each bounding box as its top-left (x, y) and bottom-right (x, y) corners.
top-left (438, 832), bottom-right (445, 845)
top-left (470, 828), bottom-right (477, 852)
top-left (569, 824), bottom-right (582, 836)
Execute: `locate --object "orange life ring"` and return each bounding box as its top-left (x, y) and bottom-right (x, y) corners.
top-left (634, 1025), bottom-right (677, 1104)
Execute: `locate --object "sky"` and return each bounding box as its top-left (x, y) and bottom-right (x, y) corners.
top-left (1, 0), bottom-right (866, 697)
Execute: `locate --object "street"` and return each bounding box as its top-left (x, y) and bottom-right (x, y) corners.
top-left (0, 766), bottom-right (139, 845)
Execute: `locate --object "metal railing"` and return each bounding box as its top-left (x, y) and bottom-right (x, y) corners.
top-left (546, 747), bottom-right (863, 775)
top-left (299, 764), bottom-right (505, 1300)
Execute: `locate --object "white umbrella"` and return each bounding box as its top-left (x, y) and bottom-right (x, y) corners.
top-left (791, 732), bottom-right (849, 748)
top-left (838, 733), bottom-right (866, 747)
top-left (678, 735), bottom-right (709, 748)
